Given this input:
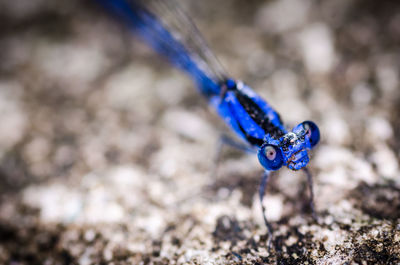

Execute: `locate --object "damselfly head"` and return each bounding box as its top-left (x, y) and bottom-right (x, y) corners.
top-left (257, 121), bottom-right (320, 171)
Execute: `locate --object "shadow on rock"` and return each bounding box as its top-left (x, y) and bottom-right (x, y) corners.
top-left (351, 181), bottom-right (400, 220)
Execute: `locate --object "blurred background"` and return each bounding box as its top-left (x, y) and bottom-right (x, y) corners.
top-left (0, 0), bottom-right (399, 264)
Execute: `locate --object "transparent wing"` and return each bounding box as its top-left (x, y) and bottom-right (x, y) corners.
top-left (145, 0), bottom-right (227, 82)
top-left (101, 0), bottom-right (227, 84)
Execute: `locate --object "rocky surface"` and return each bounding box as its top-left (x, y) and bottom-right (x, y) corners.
top-left (0, 0), bottom-right (400, 264)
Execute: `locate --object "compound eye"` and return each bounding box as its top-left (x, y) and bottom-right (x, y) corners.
top-left (302, 121), bottom-right (320, 147)
top-left (265, 146), bottom-right (276, 160)
top-left (304, 123), bottom-right (312, 138)
top-left (258, 145), bottom-right (283, 171)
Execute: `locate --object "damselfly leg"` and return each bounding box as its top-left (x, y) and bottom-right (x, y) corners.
top-left (303, 167), bottom-right (318, 221)
top-left (210, 134), bottom-right (256, 179)
top-left (259, 170), bottom-right (273, 250)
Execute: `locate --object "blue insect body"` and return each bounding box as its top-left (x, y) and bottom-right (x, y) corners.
top-left (99, 0), bottom-right (320, 243)
top-left (99, 0), bottom-right (320, 172)
top-left (209, 80), bottom-right (319, 171)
